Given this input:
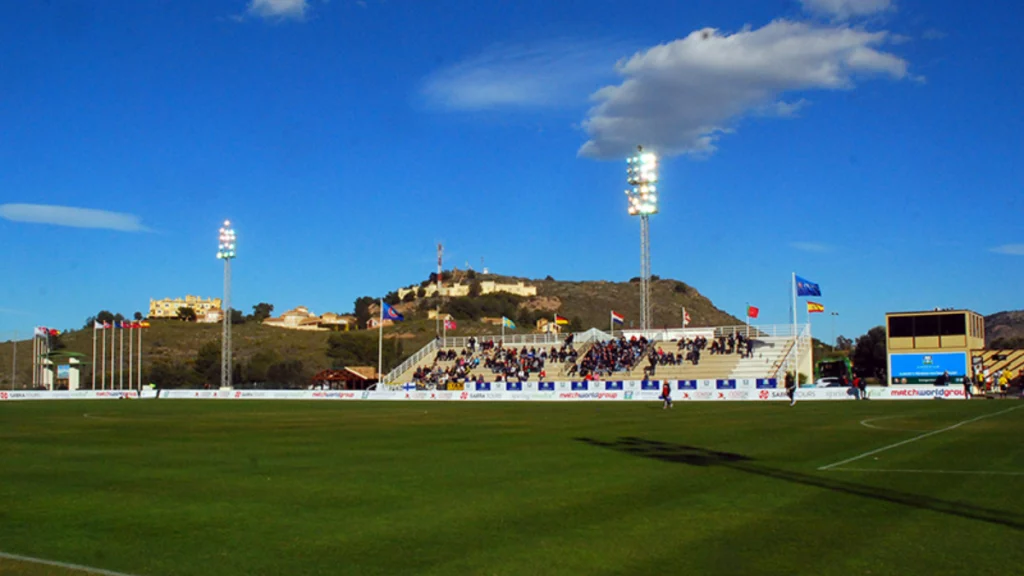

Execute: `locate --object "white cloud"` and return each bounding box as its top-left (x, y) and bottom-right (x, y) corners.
top-left (800, 0), bottom-right (894, 20)
top-left (578, 20), bottom-right (909, 159)
top-left (990, 244), bottom-right (1024, 256)
top-left (422, 41), bottom-right (623, 111)
top-left (922, 29), bottom-right (947, 40)
top-left (246, 0), bottom-right (309, 20)
top-left (790, 241), bottom-right (833, 253)
top-left (0, 204), bottom-right (149, 232)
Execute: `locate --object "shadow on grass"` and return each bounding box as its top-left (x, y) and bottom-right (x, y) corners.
top-left (575, 437), bottom-right (1024, 531)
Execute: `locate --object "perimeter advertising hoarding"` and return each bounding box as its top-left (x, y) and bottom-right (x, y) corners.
top-left (890, 352), bottom-right (967, 384)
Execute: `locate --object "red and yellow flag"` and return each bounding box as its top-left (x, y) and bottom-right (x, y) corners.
top-left (554, 315), bottom-right (570, 325)
top-left (806, 302), bottom-right (825, 314)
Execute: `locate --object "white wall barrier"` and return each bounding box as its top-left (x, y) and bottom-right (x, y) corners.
top-left (0, 390), bottom-right (139, 401)
top-left (0, 382), bottom-right (967, 402)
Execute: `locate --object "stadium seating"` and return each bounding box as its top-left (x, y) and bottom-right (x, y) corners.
top-left (388, 329), bottom-right (801, 387)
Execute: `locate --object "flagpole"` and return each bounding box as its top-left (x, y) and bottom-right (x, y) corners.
top-left (110, 324), bottom-right (115, 390)
top-left (501, 318), bottom-right (505, 342)
top-left (119, 325), bottom-right (124, 390)
top-left (137, 325), bottom-right (143, 392)
top-left (791, 273), bottom-right (799, 381)
top-left (128, 325), bottom-right (133, 391)
top-left (377, 300), bottom-right (384, 388)
top-left (610, 311), bottom-right (613, 338)
top-left (101, 327), bottom-right (106, 390)
top-left (91, 326), bottom-right (97, 390)
top-left (11, 331), bottom-right (16, 390)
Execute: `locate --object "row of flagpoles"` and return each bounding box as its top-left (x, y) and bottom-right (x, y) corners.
top-left (31, 327), bottom-right (59, 389)
top-left (91, 320), bottom-right (150, 390)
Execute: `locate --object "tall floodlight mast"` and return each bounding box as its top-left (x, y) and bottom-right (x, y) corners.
top-left (625, 146), bottom-right (659, 331)
top-left (217, 221), bottom-right (237, 389)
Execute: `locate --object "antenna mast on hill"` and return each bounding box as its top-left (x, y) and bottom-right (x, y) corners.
top-left (436, 243), bottom-right (444, 337)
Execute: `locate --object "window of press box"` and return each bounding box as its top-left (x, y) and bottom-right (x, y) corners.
top-left (888, 316), bottom-right (913, 338)
top-left (939, 313), bottom-right (966, 336)
top-left (914, 315), bottom-right (940, 337)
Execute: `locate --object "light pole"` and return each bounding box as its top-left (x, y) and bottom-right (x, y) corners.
top-left (626, 146), bottom-right (659, 331)
top-left (217, 221), bottom-right (237, 389)
top-left (830, 311), bottom-right (839, 349)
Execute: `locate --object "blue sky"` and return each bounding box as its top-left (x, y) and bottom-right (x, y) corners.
top-left (1, 0), bottom-right (1021, 342)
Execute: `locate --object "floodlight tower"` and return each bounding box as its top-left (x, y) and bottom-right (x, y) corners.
top-left (217, 221), bottom-right (237, 389)
top-left (626, 146), bottom-right (659, 331)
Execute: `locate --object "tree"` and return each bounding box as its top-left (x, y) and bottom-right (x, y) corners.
top-left (193, 341), bottom-right (221, 386)
top-left (246, 349), bottom-right (282, 383)
top-left (354, 296), bottom-right (375, 328)
top-left (568, 316), bottom-right (584, 333)
top-left (468, 279), bottom-right (482, 298)
top-left (134, 311), bottom-right (143, 321)
top-left (251, 302), bottom-right (274, 322)
top-left (402, 292), bottom-right (416, 303)
top-left (148, 361), bottom-right (196, 389)
top-left (268, 360), bottom-right (306, 389)
top-left (836, 335), bottom-right (854, 352)
top-left (230, 309), bottom-right (246, 325)
top-left (383, 291), bottom-right (400, 306)
top-left (177, 307), bottom-right (197, 322)
top-left (852, 326), bottom-right (887, 380)
top-left (466, 269), bottom-right (477, 280)
top-left (416, 287), bottom-right (426, 298)
top-left (85, 310), bottom-right (125, 329)
top-left (326, 332), bottom-right (406, 373)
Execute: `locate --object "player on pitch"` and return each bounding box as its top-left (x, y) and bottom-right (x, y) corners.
top-left (661, 381), bottom-right (673, 409)
top-left (785, 372), bottom-right (796, 406)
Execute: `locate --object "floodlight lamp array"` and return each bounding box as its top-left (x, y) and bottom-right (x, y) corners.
top-left (625, 148), bottom-right (659, 216)
top-left (217, 220), bottom-right (237, 260)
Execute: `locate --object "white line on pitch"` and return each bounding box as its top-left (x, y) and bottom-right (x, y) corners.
top-left (819, 405), bottom-right (1023, 471)
top-left (858, 414), bottom-right (933, 432)
top-left (828, 467), bottom-right (1024, 476)
top-left (0, 551), bottom-right (143, 576)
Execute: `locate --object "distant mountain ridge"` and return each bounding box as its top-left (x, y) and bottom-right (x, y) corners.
top-left (985, 311), bottom-right (1024, 347)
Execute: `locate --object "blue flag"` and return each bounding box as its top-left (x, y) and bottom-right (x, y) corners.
top-left (381, 302), bottom-right (404, 322)
top-left (795, 275), bottom-right (821, 297)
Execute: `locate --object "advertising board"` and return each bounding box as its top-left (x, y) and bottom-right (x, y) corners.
top-left (890, 352), bottom-right (967, 384)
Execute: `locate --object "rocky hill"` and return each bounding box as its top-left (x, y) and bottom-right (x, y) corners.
top-left (985, 310), bottom-right (1024, 347)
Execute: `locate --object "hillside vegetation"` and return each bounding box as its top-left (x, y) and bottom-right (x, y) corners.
top-left (984, 311), bottom-right (1024, 348)
top-left (0, 275), bottom-right (742, 389)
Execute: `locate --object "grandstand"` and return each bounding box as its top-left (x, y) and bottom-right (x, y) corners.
top-left (383, 324), bottom-right (810, 388)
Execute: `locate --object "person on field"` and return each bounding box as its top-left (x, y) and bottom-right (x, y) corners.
top-left (785, 372), bottom-right (796, 406)
top-left (935, 371), bottom-right (950, 387)
top-left (963, 373), bottom-right (973, 400)
top-left (661, 381), bottom-right (672, 410)
top-left (858, 375), bottom-right (868, 400)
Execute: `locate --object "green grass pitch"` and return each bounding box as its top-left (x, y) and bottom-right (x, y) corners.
top-left (1, 399), bottom-right (1021, 576)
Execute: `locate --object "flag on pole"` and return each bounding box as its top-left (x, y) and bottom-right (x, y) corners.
top-left (807, 301), bottom-right (825, 314)
top-left (502, 317), bottom-right (516, 329)
top-left (747, 306), bottom-right (760, 319)
top-left (611, 311), bottom-right (625, 325)
top-left (140, 321), bottom-right (150, 328)
top-left (33, 327), bottom-right (47, 337)
top-left (94, 321), bottom-right (105, 330)
top-left (114, 321), bottom-right (122, 329)
top-left (795, 275), bottom-right (822, 297)
top-left (443, 319), bottom-right (456, 331)
top-left (103, 321), bottom-right (112, 329)
top-left (683, 311), bottom-right (691, 326)
top-left (554, 315), bottom-right (570, 326)
top-left (381, 303), bottom-right (404, 322)
top-left (48, 329), bottom-right (60, 336)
